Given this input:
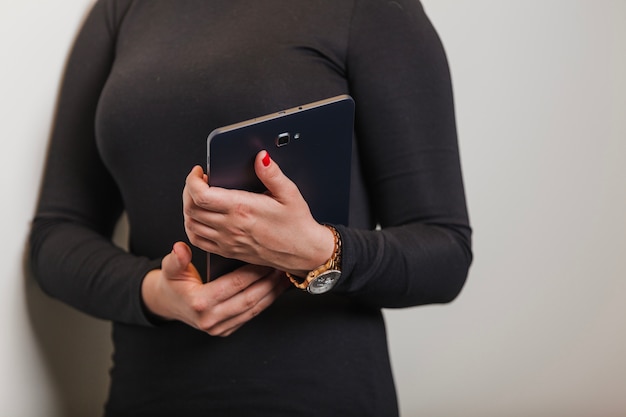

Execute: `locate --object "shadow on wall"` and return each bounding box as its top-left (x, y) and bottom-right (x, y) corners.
top-left (23, 248), bottom-right (113, 417)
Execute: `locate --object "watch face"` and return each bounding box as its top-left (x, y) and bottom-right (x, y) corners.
top-left (307, 271), bottom-right (341, 294)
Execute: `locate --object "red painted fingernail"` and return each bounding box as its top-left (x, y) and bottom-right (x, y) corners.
top-left (262, 151), bottom-right (271, 167)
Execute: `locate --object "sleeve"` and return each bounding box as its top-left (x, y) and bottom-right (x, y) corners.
top-left (29, 0), bottom-right (161, 326)
top-left (332, 0), bottom-right (473, 307)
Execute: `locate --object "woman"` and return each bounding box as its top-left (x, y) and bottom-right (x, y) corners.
top-left (30, 0), bottom-right (472, 415)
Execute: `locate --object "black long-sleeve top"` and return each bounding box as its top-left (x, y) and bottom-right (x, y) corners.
top-left (29, 0), bottom-right (472, 415)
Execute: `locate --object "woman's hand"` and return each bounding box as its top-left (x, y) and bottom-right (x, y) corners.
top-left (141, 241), bottom-right (289, 337)
top-left (183, 150), bottom-right (335, 277)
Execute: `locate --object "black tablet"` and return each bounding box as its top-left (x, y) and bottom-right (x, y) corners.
top-left (206, 94), bottom-right (354, 280)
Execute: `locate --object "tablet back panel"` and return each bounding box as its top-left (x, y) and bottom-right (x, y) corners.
top-left (206, 95), bottom-right (354, 280)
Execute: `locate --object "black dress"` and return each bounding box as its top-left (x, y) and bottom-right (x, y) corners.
top-left (30, 0), bottom-right (472, 415)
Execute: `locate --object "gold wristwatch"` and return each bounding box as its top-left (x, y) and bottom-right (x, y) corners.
top-left (286, 225), bottom-right (342, 294)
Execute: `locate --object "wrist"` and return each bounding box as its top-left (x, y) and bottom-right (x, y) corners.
top-left (291, 223), bottom-right (336, 277)
top-left (141, 269), bottom-right (170, 323)
top-left (286, 225), bottom-right (343, 294)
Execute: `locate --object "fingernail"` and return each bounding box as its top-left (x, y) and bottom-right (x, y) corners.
top-left (262, 151), bottom-right (271, 167)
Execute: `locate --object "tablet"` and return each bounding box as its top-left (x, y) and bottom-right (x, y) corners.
top-left (206, 94), bottom-right (354, 280)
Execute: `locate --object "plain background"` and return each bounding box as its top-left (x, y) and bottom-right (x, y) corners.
top-left (1, 1), bottom-right (625, 416)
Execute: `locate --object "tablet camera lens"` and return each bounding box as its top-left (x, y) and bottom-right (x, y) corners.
top-left (276, 132), bottom-right (290, 147)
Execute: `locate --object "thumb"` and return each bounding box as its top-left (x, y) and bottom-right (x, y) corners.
top-left (162, 242), bottom-right (196, 280)
top-left (254, 150), bottom-right (297, 199)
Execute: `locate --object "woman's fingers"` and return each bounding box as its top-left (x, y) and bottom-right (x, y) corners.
top-left (184, 165), bottom-right (232, 214)
top-left (198, 268), bottom-right (289, 337)
top-left (144, 243), bottom-right (287, 336)
top-left (253, 150), bottom-right (300, 202)
top-left (161, 241), bottom-right (196, 280)
top-left (181, 150), bottom-right (326, 276)
top-left (183, 165), bottom-right (260, 253)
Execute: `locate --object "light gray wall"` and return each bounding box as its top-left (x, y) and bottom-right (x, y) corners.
top-left (2, 1), bottom-right (625, 416)
top-left (1, 3), bottom-right (113, 415)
